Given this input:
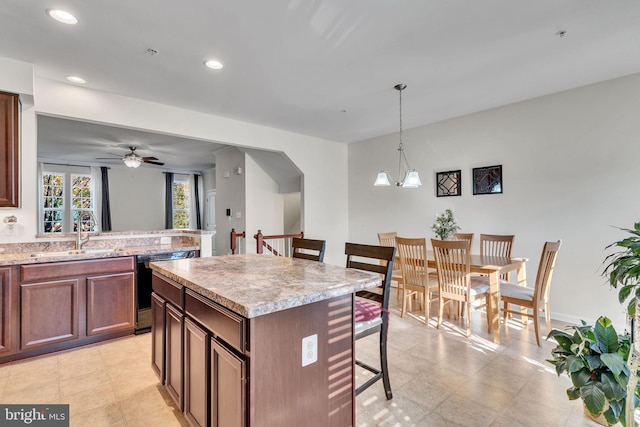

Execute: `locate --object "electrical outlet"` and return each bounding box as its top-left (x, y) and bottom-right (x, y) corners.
top-left (301, 334), bottom-right (317, 367)
top-left (160, 236), bottom-right (171, 245)
top-left (235, 211), bottom-right (242, 219)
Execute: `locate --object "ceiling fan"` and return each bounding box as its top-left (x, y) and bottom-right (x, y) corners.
top-left (97, 146), bottom-right (165, 168)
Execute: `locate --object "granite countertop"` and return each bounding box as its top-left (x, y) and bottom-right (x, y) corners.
top-left (0, 244), bottom-right (200, 266)
top-left (149, 254), bottom-right (380, 318)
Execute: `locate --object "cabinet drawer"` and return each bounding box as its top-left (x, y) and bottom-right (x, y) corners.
top-left (185, 289), bottom-right (245, 353)
top-left (152, 272), bottom-right (183, 308)
top-left (21, 257), bottom-right (135, 283)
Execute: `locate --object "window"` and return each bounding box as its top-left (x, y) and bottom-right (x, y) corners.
top-left (172, 176), bottom-right (190, 229)
top-left (41, 167), bottom-right (95, 233)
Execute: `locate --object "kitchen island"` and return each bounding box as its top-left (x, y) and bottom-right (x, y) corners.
top-left (149, 254), bottom-right (380, 427)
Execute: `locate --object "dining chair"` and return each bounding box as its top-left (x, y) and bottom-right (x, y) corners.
top-left (501, 240), bottom-right (562, 346)
top-left (453, 232), bottom-right (474, 249)
top-left (431, 238), bottom-right (491, 338)
top-left (395, 237), bottom-right (438, 325)
top-left (291, 237), bottom-right (326, 262)
top-left (345, 242), bottom-right (395, 400)
top-left (377, 232), bottom-right (404, 300)
top-left (480, 233), bottom-right (515, 280)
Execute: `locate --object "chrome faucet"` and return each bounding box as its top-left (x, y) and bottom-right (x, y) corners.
top-left (75, 212), bottom-right (99, 250)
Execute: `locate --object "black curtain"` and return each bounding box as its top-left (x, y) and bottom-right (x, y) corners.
top-left (194, 174), bottom-right (202, 229)
top-left (165, 172), bottom-right (174, 229)
top-left (100, 167), bottom-right (112, 231)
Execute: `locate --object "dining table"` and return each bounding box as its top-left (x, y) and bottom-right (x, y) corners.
top-left (422, 251), bottom-right (528, 344)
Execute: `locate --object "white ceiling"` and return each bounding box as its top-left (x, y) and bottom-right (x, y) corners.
top-left (2, 1), bottom-right (640, 168)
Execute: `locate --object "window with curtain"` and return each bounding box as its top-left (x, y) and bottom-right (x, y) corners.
top-left (172, 175), bottom-right (190, 229)
top-left (41, 167), bottom-right (96, 233)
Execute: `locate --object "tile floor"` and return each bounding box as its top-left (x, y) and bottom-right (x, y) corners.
top-left (0, 294), bottom-right (603, 427)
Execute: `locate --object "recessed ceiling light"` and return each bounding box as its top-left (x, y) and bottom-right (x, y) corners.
top-left (66, 76), bottom-right (86, 84)
top-left (204, 60), bottom-right (224, 70)
top-left (46, 9), bottom-right (78, 25)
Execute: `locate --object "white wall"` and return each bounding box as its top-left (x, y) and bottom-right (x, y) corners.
top-left (349, 72), bottom-right (640, 328)
top-left (107, 166), bottom-right (165, 231)
top-left (215, 148), bottom-right (246, 255)
top-left (283, 193), bottom-right (302, 235)
top-left (245, 153), bottom-right (284, 244)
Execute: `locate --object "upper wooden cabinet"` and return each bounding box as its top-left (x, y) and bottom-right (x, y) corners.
top-left (0, 91), bottom-right (19, 208)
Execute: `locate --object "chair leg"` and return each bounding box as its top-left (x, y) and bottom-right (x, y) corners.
top-left (465, 301), bottom-right (471, 337)
top-left (533, 307), bottom-right (541, 347)
top-left (485, 296), bottom-right (492, 333)
top-left (544, 302), bottom-right (551, 332)
top-left (424, 289), bottom-right (429, 325)
top-left (401, 289), bottom-right (408, 318)
top-left (438, 297), bottom-right (444, 329)
top-left (380, 325), bottom-right (392, 399)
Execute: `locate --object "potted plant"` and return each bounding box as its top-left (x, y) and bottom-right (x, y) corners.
top-left (603, 222), bottom-right (640, 316)
top-left (430, 208), bottom-right (460, 240)
top-left (547, 316), bottom-right (638, 426)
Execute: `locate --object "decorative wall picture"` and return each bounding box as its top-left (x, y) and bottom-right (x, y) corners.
top-left (472, 165), bottom-right (503, 195)
top-left (436, 170), bottom-right (462, 197)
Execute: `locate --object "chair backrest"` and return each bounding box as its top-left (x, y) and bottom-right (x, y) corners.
top-left (480, 234), bottom-right (514, 258)
top-left (534, 240), bottom-right (562, 303)
top-left (431, 238), bottom-right (471, 298)
top-left (345, 243), bottom-right (395, 307)
top-left (377, 232), bottom-right (398, 248)
top-left (292, 237), bottom-right (326, 262)
top-left (453, 233), bottom-right (474, 249)
top-left (395, 237), bottom-right (428, 288)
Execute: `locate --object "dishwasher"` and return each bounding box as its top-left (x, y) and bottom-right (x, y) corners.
top-left (135, 250), bottom-right (197, 334)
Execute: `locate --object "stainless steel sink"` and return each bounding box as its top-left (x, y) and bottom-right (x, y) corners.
top-left (29, 248), bottom-right (123, 257)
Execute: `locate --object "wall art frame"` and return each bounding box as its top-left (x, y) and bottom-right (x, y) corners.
top-left (435, 170), bottom-right (462, 197)
top-left (472, 165), bottom-right (503, 195)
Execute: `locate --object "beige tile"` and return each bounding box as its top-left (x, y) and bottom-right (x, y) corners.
top-left (70, 402), bottom-right (126, 427)
top-left (60, 368), bottom-right (111, 397)
top-left (64, 382), bottom-right (117, 418)
top-left (433, 394), bottom-right (500, 426)
top-left (123, 404), bottom-right (189, 427)
top-left (3, 380), bottom-right (61, 404)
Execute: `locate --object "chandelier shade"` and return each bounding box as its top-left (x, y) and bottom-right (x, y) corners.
top-left (373, 84), bottom-right (421, 188)
top-left (123, 153), bottom-right (142, 168)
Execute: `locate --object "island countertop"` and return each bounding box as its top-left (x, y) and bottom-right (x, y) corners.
top-left (149, 253), bottom-right (380, 318)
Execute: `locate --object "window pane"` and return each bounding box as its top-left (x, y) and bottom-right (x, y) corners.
top-left (173, 211), bottom-right (189, 229)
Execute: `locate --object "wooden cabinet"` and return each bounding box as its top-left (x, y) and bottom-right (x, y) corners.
top-left (0, 91), bottom-right (20, 208)
top-left (151, 292), bottom-right (166, 382)
top-left (20, 278), bottom-right (81, 351)
top-left (166, 303), bottom-right (184, 411)
top-left (0, 257), bottom-right (136, 363)
top-left (86, 272), bottom-right (135, 336)
top-left (211, 339), bottom-right (245, 427)
top-left (0, 266), bottom-right (18, 356)
top-left (184, 317), bottom-right (209, 427)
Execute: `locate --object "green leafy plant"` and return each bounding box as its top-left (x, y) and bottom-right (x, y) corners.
top-left (603, 222), bottom-right (640, 316)
top-left (547, 316), bottom-right (639, 426)
top-left (430, 208), bottom-right (460, 240)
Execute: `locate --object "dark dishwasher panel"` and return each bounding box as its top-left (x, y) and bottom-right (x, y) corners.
top-left (135, 250), bottom-right (196, 334)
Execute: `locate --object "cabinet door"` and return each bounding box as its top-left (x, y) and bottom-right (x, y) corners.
top-left (184, 318), bottom-right (209, 427)
top-left (211, 339), bottom-right (246, 427)
top-left (0, 266), bottom-right (17, 356)
top-left (166, 303), bottom-right (184, 411)
top-left (21, 279), bottom-right (80, 351)
top-left (151, 292), bottom-right (165, 382)
top-left (86, 272), bottom-right (135, 336)
top-left (0, 91), bottom-right (19, 208)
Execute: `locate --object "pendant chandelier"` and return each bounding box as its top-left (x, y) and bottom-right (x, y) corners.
top-left (374, 84), bottom-right (422, 188)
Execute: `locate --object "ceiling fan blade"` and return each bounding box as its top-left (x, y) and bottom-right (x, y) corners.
top-left (96, 157), bottom-right (121, 160)
top-left (143, 159), bottom-right (165, 166)
top-left (141, 156), bottom-right (159, 161)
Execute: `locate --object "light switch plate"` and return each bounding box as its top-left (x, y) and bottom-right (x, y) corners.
top-left (301, 334), bottom-right (317, 367)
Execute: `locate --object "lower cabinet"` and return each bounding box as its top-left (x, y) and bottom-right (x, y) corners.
top-left (151, 292), bottom-right (166, 381)
top-left (165, 302), bottom-right (184, 411)
top-left (184, 318), bottom-right (209, 427)
top-left (211, 338), bottom-right (245, 427)
top-left (0, 266), bottom-right (18, 357)
top-left (0, 257), bottom-right (136, 363)
top-left (86, 272), bottom-right (135, 336)
top-left (20, 278), bottom-right (80, 351)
